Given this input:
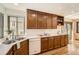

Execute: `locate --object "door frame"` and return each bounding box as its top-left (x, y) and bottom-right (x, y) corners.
top-left (64, 21), bottom-right (73, 44)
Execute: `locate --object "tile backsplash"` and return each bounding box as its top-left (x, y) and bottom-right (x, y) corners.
top-left (25, 26), bottom-right (67, 37)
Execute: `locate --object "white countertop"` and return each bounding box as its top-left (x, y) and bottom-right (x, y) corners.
top-left (0, 33), bottom-right (67, 55)
top-left (0, 38), bottom-right (28, 55)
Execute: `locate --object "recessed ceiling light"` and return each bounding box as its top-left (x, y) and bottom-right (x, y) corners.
top-left (14, 3), bottom-right (19, 6)
top-left (71, 11), bottom-right (75, 13)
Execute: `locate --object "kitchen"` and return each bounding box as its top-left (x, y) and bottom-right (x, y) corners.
top-left (0, 3), bottom-right (79, 55)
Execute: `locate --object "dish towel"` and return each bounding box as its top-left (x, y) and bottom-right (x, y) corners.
top-left (17, 42), bottom-right (20, 49)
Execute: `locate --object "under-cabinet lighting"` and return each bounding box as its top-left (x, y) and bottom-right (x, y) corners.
top-left (32, 14), bottom-right (36, 17)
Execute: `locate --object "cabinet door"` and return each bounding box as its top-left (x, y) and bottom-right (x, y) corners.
top-left (6, 47), bottom-right (14, 55)
top-left (51, 15), bottom-right (57, 29)
top-left (48, 37), bottom-right (54, 50)
top-left (20, 40), bottom-right (29, 55)
top-left (27, 9), bottom-right (37, 29)
top-left (7, 44), bottom-right (17, 55)
top-left (14, 40), bottom-right (29, 55)
top-left (47, 14), bottom-right (52, 29)
top-left (54, 36), bottom-right (61, 49)
top-left (60, 35), bottom-right (65, 47)
top-left (37, 12), bottom-right (47, 29)
top-left (41, 37), bottom-right (48, 52)
top-left (64, 35), bottom-right (68, 46)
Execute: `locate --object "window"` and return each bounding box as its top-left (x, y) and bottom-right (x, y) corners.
top-left (0, 13), bottom-right (4, 38)
top-left (77, 22), bottom-right (79, 33)
top-left (8, 16), bottom-right (25, 35)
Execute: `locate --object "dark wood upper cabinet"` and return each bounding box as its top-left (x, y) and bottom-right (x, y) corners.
top-left (47, 14), bottom-right (52, 29)
top-left (51, 15), bottom-right (58, 29)
top-left (27, 9), bottom-right (37, 29)
top-left (37, 12), bottom-right (47, 29)
top-left (27, 9), bottom-right (64, 29)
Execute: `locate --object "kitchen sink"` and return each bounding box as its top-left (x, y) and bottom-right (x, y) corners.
top-left (2, 40), bottom-right (16, 44)
top-left (15, 37), bottom-right (24, 41)
top-left (39, 34), bottom-right (50, 37)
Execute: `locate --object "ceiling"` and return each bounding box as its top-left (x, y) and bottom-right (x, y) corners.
top-left (2, 3), bottom-right (79, 19)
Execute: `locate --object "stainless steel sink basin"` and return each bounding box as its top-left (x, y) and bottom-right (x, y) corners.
top-left (2, 40), bottom-right (16, 44)
top-left (15, 37), bottom-right (24, 41)
top-left (39, 34), bottom-right (50, 37)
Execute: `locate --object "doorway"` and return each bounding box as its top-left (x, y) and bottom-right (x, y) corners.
top-left (0, 13), bottom-right (4, 38)
top-left (65, 22), bottom-right (73, 44)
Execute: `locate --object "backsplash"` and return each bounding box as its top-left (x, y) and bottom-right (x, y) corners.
top-left (25, 26), bottom-right (67, 37)
top-left (0, 25), bottom-right (67, 43)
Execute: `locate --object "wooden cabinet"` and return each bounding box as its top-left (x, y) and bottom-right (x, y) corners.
top-left (6, 47), bottom-right (14, 55)
top-left (54, 36), bottom-right (61, 49)
top-left (27, 9), bottom-right (64, 29)
top-left (41, 37), bottom-right (54, 52)
top-left (27, 9), bottom-right (37, 29)
top-left (48, 37), bottom-right (54, 50)
top-left (60, 35), bottom-right (68, 47)
top-left (7, 35), bottom-right (68, 55)
top-left (7, 44), bottom-right (17, 55)
top-left (60, 35), bottom-right (65, 47)
top-left (47, 14), bottom-right (52, 29)
top-left (14, 40), bottom-right (29, 55)
top-left (41, 35), bottom-right (68, 53)
top-left (37, 12), bottom-right (47, 29)
top-left (64, 35), bottom-right (68, 46)
top-left (51, 15), bottom-right (58, 29)
top-left (7, 40), bottom-right (29, 55)
top-left (41, 37), bottom-right (48, 52)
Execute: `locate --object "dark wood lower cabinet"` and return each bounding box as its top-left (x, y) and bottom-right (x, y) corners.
top-left (54, 36), bottom-right (61, 49)
top-left (60, 35), bottom-right (68, 47)
top-left (41, 37), bottom-right (48, 52)
top-left (6, 40), bottom-right (29, 55)
top-left (60, 35), bottom-right (65, 47)
top-left (14, 40), bottom-right (29, 55)
top-left (6, 44), bottom-right (17, 55)
top-left (48, 37), bottom-right (54, 50)
top-left (64, 35), bottom-right (68, 46)
top-left (41, 35), bottom-right (68, 53)
top-left (7, 35), bottom-right (68, 55)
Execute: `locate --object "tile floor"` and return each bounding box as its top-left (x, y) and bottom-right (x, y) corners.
top-left (40, 40), bottom-right (79, 55)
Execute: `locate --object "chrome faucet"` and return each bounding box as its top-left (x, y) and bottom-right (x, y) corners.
top-left (6, 38), bottom-right (9, 40)
top-left (57, 30), bottom-right (60, 34)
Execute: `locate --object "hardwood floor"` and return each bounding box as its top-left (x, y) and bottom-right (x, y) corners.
top-left (40, 40), bottom-right (79, 55)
